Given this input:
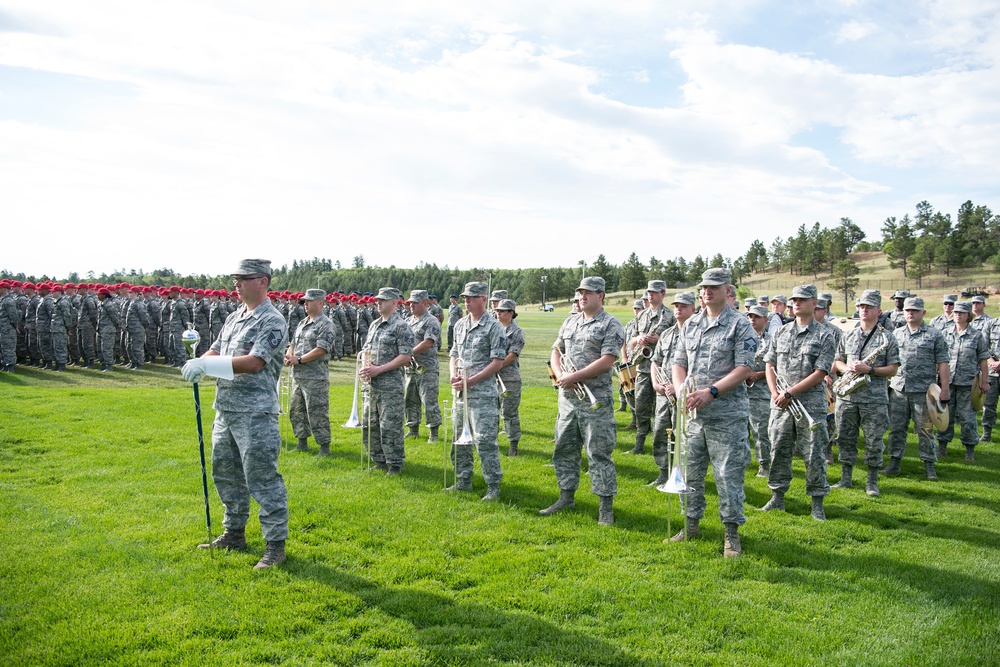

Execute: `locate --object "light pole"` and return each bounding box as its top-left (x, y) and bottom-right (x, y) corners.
top-left (541, 275), bottom-right (547, 309)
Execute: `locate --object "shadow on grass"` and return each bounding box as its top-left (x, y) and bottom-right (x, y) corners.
top-left (293, 562), bottom-right (656, 666)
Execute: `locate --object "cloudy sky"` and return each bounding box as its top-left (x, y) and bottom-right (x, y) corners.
top-left (2, 1), bottom-right (998, 279)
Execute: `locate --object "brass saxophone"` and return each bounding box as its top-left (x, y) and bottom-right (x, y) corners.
top-left (833, 329), bottom-right (890, 398)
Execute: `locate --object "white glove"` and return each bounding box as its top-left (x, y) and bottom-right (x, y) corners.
top-left (181, 356), bottom-right (235, 383)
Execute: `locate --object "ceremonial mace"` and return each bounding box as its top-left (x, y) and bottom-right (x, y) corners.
top-left (182, 328), bottom-right (214, 556)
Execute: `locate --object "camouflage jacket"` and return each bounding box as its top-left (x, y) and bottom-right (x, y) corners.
top-left (210, 301), bottom-right (288, 414)
top-left (890, 323), bottom-right (949, 393)
top-left (291, 313), bottom-right (335, 381)
top-left (553, 309), bottom-right (625, 401)
top-left (363, 312), bottom-right (415, 393)
top-left (453, 311), bottom-right (507, 399)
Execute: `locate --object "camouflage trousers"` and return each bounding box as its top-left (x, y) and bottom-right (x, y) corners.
top-left (195, 325), bottom-right (211, 357)
top-left (16, 323), bottom-right (27, 361)
top-left (332, 325), bottom-right (344, 359)
top-left (79, 325), bottom-right (97, 363)
top-left (290, 377), bottom-right (331, 445)
top-left (982, 376), bottom-right (999, 431)
top-left (159, 327), bottom-right (171, 362)
top-left (887, 389), bottom-right (938, 461)
top-left (939, 385), bottom-right (979, 447)
top-left (748, 393), bottom-right (772, 466)
top-left (168, 328), bottom-right (186, 364)
top-left (97, 326), bottom-right (116, 366)
top-left (26, 324), bottom-right (40, 361)
top-left (363, 388), bottom-right (405, 467)
top-left (552, 392), bottom-right (616, 497)
top-left (404, 369), bottom-right (442, 428)
top-left (447, 324), bottom-right (455, 351)
top-left (38, 328), bottom-right (53, 363)
top-left (211, 410), bottom-right (288, 542)
top-left (633, 370), bottom-right (655, 442)
top-left (144, 326), bottom-right (158, 361)
top-left (0, 325), bottom-right (15, 366)
top-left (768, 398), bottom-right (830, 497)
top-left (650, 393), bottom-right (675, 471)
top-left (451, 394), bottom-right (503, 485)
top-left (67, 326), bottom-right (79, 362)
top-left (499, 378), bottom-right (522, 443)
top-left (126, 328), bottom-right (145, 366)
top-left (835, 399), bottom-right (887, 468)
top-left (683, 417), bottom-right (751, 525)
top-left (51, 328), bottom-right (68, 365)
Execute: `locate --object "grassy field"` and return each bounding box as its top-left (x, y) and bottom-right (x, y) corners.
top-left (3, 308), bottom-right (1000, 666)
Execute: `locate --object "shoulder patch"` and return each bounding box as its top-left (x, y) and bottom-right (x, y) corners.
top-left (265, 328), bottom-right (284, 349)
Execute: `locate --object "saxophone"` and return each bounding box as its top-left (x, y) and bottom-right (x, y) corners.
top-left (833, 329), bottom-right (890, 398)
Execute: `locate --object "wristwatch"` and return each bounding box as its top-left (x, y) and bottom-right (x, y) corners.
top-left (709, 385), bottom-right (719, 398)
top-left (297, 355), bottom-right (303, 365)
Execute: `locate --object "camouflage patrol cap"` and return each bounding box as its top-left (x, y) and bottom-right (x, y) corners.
top-left (302, 289), bottom-right (326, 301)
top-left (495, 299), bottom-right (517, 311)
top-left (954, 301), bottom-right (972, 313)
top-left (375, 287), bottom-right (401, 301)
top-left (943, 294), bottom-right (958, 304)
top-left (671, 292), bottom-right (696, 306)
top-left (490, 290), bottom-right (508, 301)
top-left (633, 300), bottom-right (644, 309)
top-left (790, 285), bottom-right (817, 300)
top-left (770, 294), bottom-right (787, 304)
top-left (816, 298), bottom-right (829, 309)
top-left (408, 290), bottom-right (429, 302)
top-left (856, 289), bottom-right (881, 307)
top-left (231, 258), bottom-right (272, 277)
top-left (748, 305), bottom-right (769, 318)
top-left (972, 295), bottom-right (986, 304)
top-left (449, 294), bottom-right (458, 299)
top-left (576, 276), bottom-right (606, 293)
top-left (757, 295), bottom-right (768, 304)
top-left (892, 290), bottom-right (910, 300)
top-left (698, 267), bottom-right (731, 286)
top-left (819, 292), bottom-right (833, 302)
top-left (904, 297), bottom-right (925, 310)
top-left (646, 280), bottom-right (667, 293)
top-left (460, 282), bottom-right (489, 298)
top-left (744, 298), bottom-right (756, 308)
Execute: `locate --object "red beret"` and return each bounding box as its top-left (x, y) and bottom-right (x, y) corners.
top-left (23, 282), bottom-right (35, 289)
top-left (98, 288), bottom-right (112, 296)
top-left (51, 284), bottom-right (64, 292)
top-left (169, 286), bottom-right (180, 292)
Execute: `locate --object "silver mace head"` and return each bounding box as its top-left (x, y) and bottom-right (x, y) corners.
top-left (182, 328), bottom-right (201, 360)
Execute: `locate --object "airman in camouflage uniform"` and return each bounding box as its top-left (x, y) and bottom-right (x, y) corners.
top-left (0, 281), bottom-right (18, 372)
top-left (360, 288), bottom-right (416, 475)
top-left (96, 288), bottom-right (121, 372)
top-left (618, 300), bottom-right (644, 417)
top-left (124, 288), bottom-right (151, 369)
top-left (404, 290), bottom-right (443, 444)
top-left (450, 282), bottom-right (507, 500)
top-left (284, 289), bottom-right (335, 455)
top-left (428, 295), bottom-right (445, 351)
top-left (814, 293), bottom-right (842, 462)
top-left (447, 295), bottom-right (462, 352)
top-left (495, 299), bottom-right (525, 456)
top-left (980, 307), bottom-right (1000, 443)
top-left (888, 290), bottom-right (909, 329)
top-left (649, 292), bottom-right (696, 485)
top-left (168, 287), bottom-right (193, 367)
top-left (745, 305), bottom-right (772, 477)
top-left (65, 284), bottom-right (81, 365)
top-left (763, 285), bottom-right (835, 522)
top-left (183, 259), bottom-right (289, 570)
top-left (831, 290), bottom-right (899, 497)
top-left (671, 268), bottom-right (756, 556)
top-left (24, 283), bottom-right (41, 366)
top-left (343, 297), bottom-right (358, 356)
top-left (143, 288), bottom-right (161, 363)
top-left (625, 280), bottom-right (677, 456)
top-left (885, 297), bottom-right (951, 479)
top-left (192, 290), bottom-right (211, 356)
top-left (490, 289), bottom-right (508, 312)
top-left (50, 284), bottom-right (76, 371)
top-left (332, 298), bottom-right (351, 360)
top-left (938, 302), bottom-right (990, 462)
top-left (36, 284), bottom-right (55, 368)
top-left (542, 276), bottom-right (624, 526)
top-left (930, 294), bottom-right (956, 331)
top-left (970, 295), bottom-right (993, 336)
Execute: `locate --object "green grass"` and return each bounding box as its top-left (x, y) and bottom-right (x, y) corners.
top-left (2, 311), bottom-right (1000, 665)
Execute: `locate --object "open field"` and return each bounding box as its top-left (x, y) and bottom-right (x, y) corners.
top-left (3, 309), bottom-right (1000, 666)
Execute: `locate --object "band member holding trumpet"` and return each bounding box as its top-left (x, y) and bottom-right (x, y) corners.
top-left (543, 276), bottom-right (625, 526)
top-left (404, 290), bottom-right (443, 443)
top-left (625, 280), bottom-right (676, 455)
top-left (830, 290), bottom-right (899, 497)
top-left (745, 305), bottom-right (772, 478)
top-left (763, 285), bottom-right (836, 521)
top-left (649, 291), bottom-right (695, 486)
top-left (359, 287), bottom-right (416, 476)
top-left (284, 289), bottom-right (336, 456)
top-left (495, 299), bottom-right (525, 456)
top-left (671, 268), bottom-right (756, 557)
top-left (449, 282), bottom-right (507, 500)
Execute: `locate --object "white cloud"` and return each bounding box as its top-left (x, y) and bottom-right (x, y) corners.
top-left (835, 20), bottom-right (879, 43)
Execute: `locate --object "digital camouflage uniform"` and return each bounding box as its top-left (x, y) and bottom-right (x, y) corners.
top-left (970, 311), bottom-right (993, 337)
top-left (0, 292), bottom-right (18, 368)
top-left (25, 292), bottom-right (41, 364)
top-left (210, 300), bottom-right (289, 542)
top-left (97, 297), bottom-right (121, 368)
top-left (405, 310), bottom-right (443, 431)
top-left (144, 295), bottom-right (161, 362)
top-left (672, 306), bottom-right (757, 524)
top-left (356, 304), bottom-right (372, 357)
top-left (650, 323), bottom-right (683, 473)
top-left (834, 326), bottom-right (899, 469)
top-left (982, 317), bottom-right (1000, 438)
top-left (766, 319), bottom-right (835, 499)
top-left (169, 296), bottom-right (192, 366)
top-left (333, 305), bottom-right (350, 359)
top-left (499, 317), bottom-right (525, 445)
top-left (630, 304), bottom-right (676, 452)
top-left (344, 303), bottom-right (358, 355)
top-left (939, 325), bottom-right (989, 449)
top-left (929, 313), bottom-right (954, 332)
top-left (124, 296), bottom-right (151, 367)
top-left (552, 309), bottom-right (625, 496)
top-left (362, 311), bottom-right (415, 468)
top-left (889, 322), bottom-right (950, 462)
top-left (36, 293), bottom-right (55, 365)
top-left (746, 330), bottom-right (772, 468)
top-left (447, 301), bottom-right (462, 351)
top-left (451, 310), bottom-right (507, 486)
top-left (192, 297), bottom-right (211, 356)
top-left (289, 312), bottom-right (335, 447)
top-left (620, 315), bottom-right (640, 413)
top-left (50, 293), bottom-right (76, 367)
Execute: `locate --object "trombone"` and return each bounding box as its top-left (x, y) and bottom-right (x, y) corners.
top-left (775, 375), bottom-right (822, 431)
top-left (657, 377), bottom-right (695, 540)
top-left (497, 373), bottom-right (511, 398)
top-left (558, 351), bottom-right (602, 411)
top-left (453, 357), bottom-right (476, 445)
top-left (342, 349), bottom-right (369, 428)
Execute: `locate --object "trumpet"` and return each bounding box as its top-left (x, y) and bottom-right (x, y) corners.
top-left (497, 373), bottom-right (511, 398)
top-left (775, 375), bottom-right (822, 431)
top-left (558, 351), bottom-right (602, 411)
top-left (653, 362), bottom-right (677, 408)
top-left (453, 358), bottom-right (476, 445)
top-left (407, 357), bottom-right (426, 375)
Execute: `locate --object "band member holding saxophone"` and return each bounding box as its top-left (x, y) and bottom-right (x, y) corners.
top-left (449, 282), bottom-right (507, 500)
top-left (542, 276), bottom-right (625, 526)
top-left (745, 305), bottom-right (772, 478)
top-left (671, 268), bottom-right (756, 557)
top-left (830, 290), bottom-right (899, 497)
top-left (624, 280), bottom-right (676, 455)
top-left (763, 285), bottom-right (836, 522)
top-left (495, 299), bottom-right (525, 456)
top-left (404, 290), bottom-right (443, 444)
top-left (649, 291), bottom-right (695, 486)
top-left (359, 287), bottom-right (415, 476)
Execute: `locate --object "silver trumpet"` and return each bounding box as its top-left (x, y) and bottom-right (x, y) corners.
top-left (497, 373), bottom-right (511, 398)
top-left (453, 358), bottom-right (476, 445)
top-left (653, 362), bottom-right (677, 408)
top-left (558, 352), bottom-right (602, 411)
top-left (408, 357), bottom-right (426, 375)
top-left (775, 375), bottom-right (822, 431)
